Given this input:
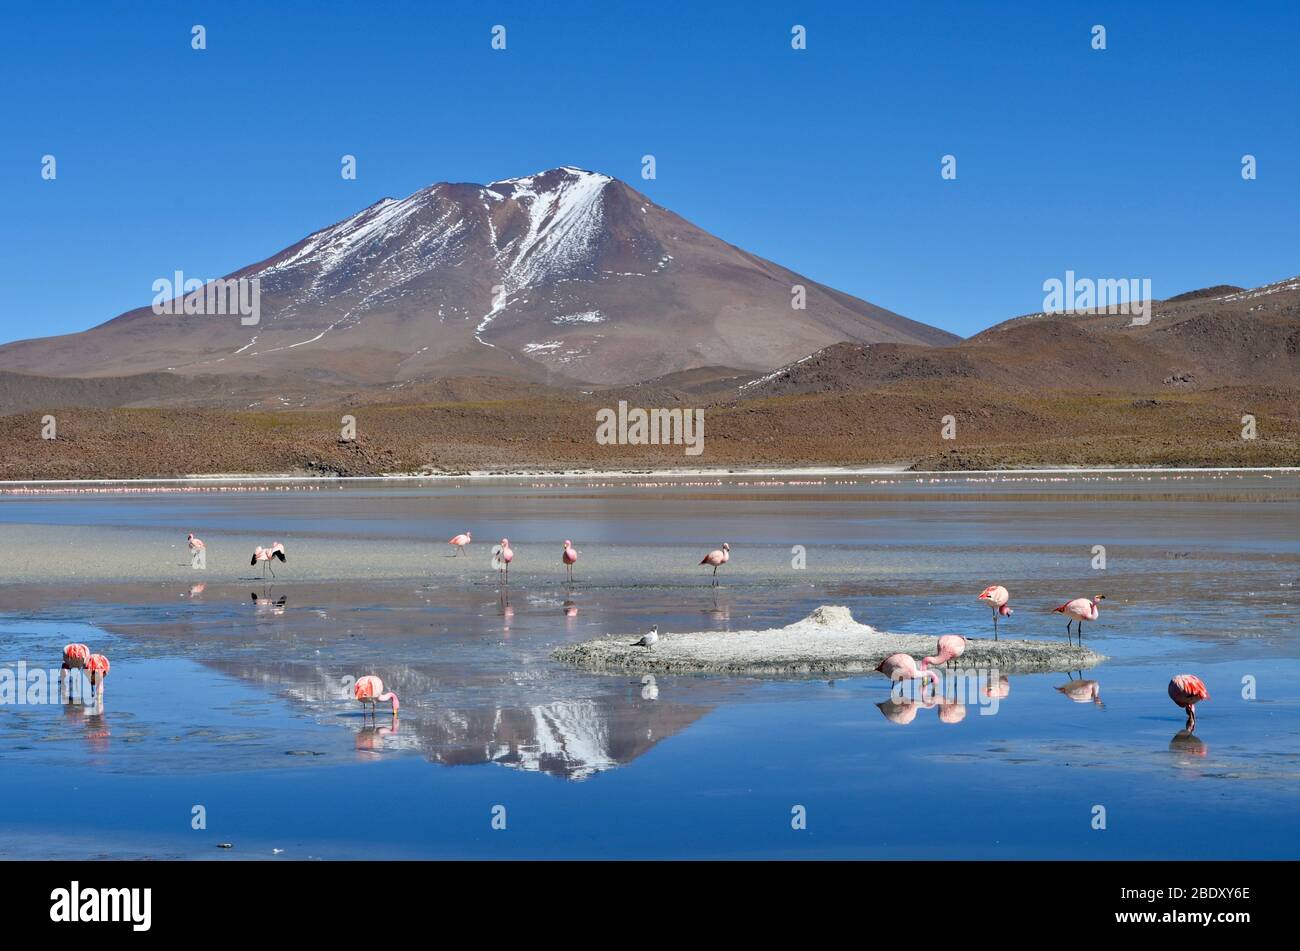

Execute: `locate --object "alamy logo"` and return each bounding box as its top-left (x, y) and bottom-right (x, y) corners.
top-left (1042, 270), bottom-right (1152, 326)
top-left (595, 401), bottom-right (703, 456)
top-left (152, 270), bottom-right (260, 325)
top-left (1, 662), bottom-right (98, 705)
top-left (50, 881), bottom-right (151, 931)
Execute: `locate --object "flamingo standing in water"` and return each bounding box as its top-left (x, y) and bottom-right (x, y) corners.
top-left (977, 585), bottom-right (1012, 639)
top-left (1054, 594), bottom-right (1105, 644)
top-left (700, 542), bottom-right (730, 585)
top-left (876, 653), bottom-right (940, 696)
top-left (448, 532), bottom-right (472, 556)
top-left (187, 533), bottom-right (206, 567)
top-left (491, 538), bottom-right (514, 581)
top-left (922, 635), bottom-right (967, 671)
top-left (61, 643), bottom-right (90, 689)
top-left (562, 540), bottom-right (579, 582)
top-left (354, 675), bottom-right (399, 718)
top-left (1168, 674), bottom-right (1210, 728)
top-left (85, 653), bottom-right (110, 698)
top-left (251, 542), bottom-right (286, 578)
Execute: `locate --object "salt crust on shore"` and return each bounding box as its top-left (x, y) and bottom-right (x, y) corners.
top-left (554, 605), bottom-right (1107, 674)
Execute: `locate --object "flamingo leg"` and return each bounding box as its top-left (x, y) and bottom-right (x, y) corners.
top-left (993, 613), bottom-right (999, 641)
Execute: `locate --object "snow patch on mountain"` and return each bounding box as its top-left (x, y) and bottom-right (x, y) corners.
top-left (472, 167), bottom-right (613, 346)
top-left (552, 310), bottom-right (604, 324)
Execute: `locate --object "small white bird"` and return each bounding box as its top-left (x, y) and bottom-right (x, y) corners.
top-left (640, 674), bottom-right (659, 701)
top-left (631, 625), bottom-right (659, 648)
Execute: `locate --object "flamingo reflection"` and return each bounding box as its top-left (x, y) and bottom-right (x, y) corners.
top-left (1056, 671), bottom-right (1103, 707)
top-left (356, 715), bottom-right (400, 755)
top-left (251, 590), bottom-right (287, 615)
top-left (985, 675), bottom-right (1011, 699)
top-left (1169, 729), bottom-right (1208, 758)
top-left (938, 702), bottom-right (967, 724)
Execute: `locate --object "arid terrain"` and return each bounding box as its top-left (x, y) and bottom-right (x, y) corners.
top-left (1, 164), bottom-right (1295, 479)
top-left (3, 371), bottom-right (1296, 480)
top-left (3, 277), bottom-right (1297, 479)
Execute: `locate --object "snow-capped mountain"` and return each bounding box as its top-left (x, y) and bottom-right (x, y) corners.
top-left (0, 166), bottom-right (957, 386)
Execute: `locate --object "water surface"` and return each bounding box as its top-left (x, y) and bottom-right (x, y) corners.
top-left (1, 472), bottom-right (1297, 858)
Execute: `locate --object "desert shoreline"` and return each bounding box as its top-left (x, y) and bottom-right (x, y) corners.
top-left (3, 462), bottom-right (1299, 488)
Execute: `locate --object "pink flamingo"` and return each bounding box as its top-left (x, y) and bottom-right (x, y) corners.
top-left (700, 542), bottom-right (730, 585)
top-left (61, 643), bottom-right (90, 688)
top-left (448, 531), bottom-right (472, 556)
top-left (922, 634), bottom-right (967, 671)
top-left (187, 533), bottom-right (205, 554)
top-left (876, 653), bottom-right (940, 694)
top-left (1168, 674), bottom-right (1209, 728)
top-left (562, 539), bottom-right (579, 582)
top-left (1054, 594), bottom-right (1105, 644)
top-left (251, 542), bottom-right (286, 578)
top-left (976, 585), bottom-right (1012, 639)
top-left (85, 653), bottom-right (110, 698)
top-left (354, 675), bottom-right (399, 717)
top-left (491, 538), bottom-right (514, 581)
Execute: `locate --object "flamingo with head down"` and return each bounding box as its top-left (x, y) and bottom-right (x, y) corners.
top-left (85, 653), bottom-right (110, 699)
top-left (876, 653), bottom-right (940, 695)
top-left (61, 643), bottom-right (89, 689)
top-left (1168, 674), bottom-right (1209, 728)
top-left (354, 675), bottom-right (399, 718)
top-left (922, 635), bottom-right (967, 671)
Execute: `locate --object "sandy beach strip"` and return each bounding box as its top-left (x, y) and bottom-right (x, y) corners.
top-left (2, 464), bottom-right (1298, 490)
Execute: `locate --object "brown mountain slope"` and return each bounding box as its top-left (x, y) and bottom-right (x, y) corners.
top-left (0, 167), bottom-right (955, 388)
top-left (733, 276), bottom-right (1300, 400)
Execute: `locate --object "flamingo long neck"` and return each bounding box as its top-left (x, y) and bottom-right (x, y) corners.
top-left (379, 691), bottom-right (399, 712)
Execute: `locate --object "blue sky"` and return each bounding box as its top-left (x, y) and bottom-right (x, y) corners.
top-left (2, 0), bottom-right (1297, 346)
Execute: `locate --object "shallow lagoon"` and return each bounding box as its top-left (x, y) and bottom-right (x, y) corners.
top-left (1, 471), bottom-right (1298, 859)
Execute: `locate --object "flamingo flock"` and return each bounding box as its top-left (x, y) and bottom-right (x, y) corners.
top-left (869, 584), bottom-right (1209, 731)
top-left (47, 531), bottom-right (1213, 738)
